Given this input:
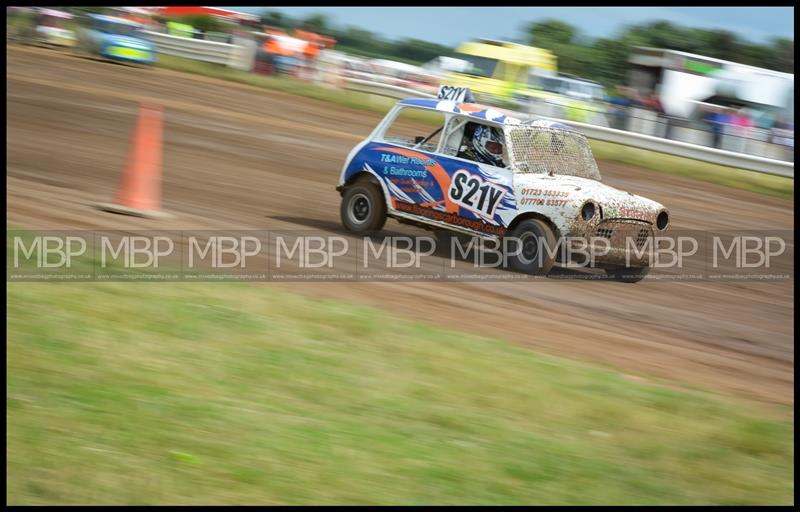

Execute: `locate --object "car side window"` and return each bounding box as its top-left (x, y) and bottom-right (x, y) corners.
top-left (381, 107), bottom-right (446, 153)
top-left (454, 121), bottom-right (509, 169)
top-left (440, 117), bottom-right (467, 156)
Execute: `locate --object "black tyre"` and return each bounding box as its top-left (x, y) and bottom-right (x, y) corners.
top-left (507, 219), bottom-right (557, 276)
top-left (71, 41), bottom-right (90, 59)
top-left (340, 177), bottom-right (387, 234)
top-left (604, 265), bottom-right (650, 283)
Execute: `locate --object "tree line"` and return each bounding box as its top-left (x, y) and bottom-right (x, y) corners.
top-left (527, 19), bottom-right (793, 88)
top-left (258, 11), bottom-right (454, 65)
top-left (47, 7), bottom-right (794, 88)
top-left (260, 10), bottom-right (793, 87)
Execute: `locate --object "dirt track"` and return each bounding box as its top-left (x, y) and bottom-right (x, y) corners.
top-left (6, 45), bottom-right (794, 405)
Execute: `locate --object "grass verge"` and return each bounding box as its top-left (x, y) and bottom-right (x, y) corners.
top-left (7, 278), bottom-right (793, 505)
top-left (155, 54), bottom-right (793, 201)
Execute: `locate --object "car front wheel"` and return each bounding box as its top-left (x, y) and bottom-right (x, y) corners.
top-left (340, 177), bottom-right (387, 235)
top-left (507, 218), bottom-right (557, 276)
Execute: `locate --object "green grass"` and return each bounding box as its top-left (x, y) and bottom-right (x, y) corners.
top-left (155, 55), bottom-right (793, 201)
top-left (7, 278), bottom-right (793, 505)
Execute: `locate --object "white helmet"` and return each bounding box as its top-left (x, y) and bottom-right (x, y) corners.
top-left (472, 125), bottom-right (505, 167)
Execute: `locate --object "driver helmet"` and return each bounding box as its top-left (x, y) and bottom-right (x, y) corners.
top-left (472, 124), bottom-right (505, 167)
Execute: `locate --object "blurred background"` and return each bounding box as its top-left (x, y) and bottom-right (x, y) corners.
top-left (6, 5), bottom-right (794, 506)
top-left (7, 5), bottom-right (794, 161)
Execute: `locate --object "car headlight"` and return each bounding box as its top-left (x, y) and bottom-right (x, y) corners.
top-left (656, 211), bottom-right (669, 230)
top-left (581, 201), bottom-right (596, 221)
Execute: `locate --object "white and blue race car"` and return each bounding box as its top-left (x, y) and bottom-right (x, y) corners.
top-left (337, 87), bottom-right (670, 281)
top-left (76, 14), bottom-right (156, 65)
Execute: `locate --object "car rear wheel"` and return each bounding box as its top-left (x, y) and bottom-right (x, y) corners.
top-left (507, 219), bottom-right (557, 276)
top-left (340, 177), bottom-right (387, 235)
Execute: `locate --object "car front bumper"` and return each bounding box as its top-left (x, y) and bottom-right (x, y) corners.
top-left (102, 46), bottom-right (155, 64)
top-left (566, 219), bottom-right (656, 267)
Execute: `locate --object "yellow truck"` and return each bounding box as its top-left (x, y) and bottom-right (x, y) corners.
top-left (443, 40), bottom-right (608, 124)
top-left (519, 74), bottom-right (609, 124)
top-left (443, 39), bottom-right (557, 104)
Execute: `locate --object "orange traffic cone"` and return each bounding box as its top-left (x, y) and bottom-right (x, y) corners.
top-left (96, 103), bottom-right (170, 218)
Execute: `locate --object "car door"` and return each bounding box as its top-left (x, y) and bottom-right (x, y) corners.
top-left (431, 117), bottom-right (517, 234)
top-left (345, 106), bottom-right (452, 217)
top-left (346, 107), bottom-right (516, 236)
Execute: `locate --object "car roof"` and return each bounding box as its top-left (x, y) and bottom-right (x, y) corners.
top-left (556, 73), bottom-right (602, 85)
top-left (88, 14), bottom-right (144, 28)
top-left (38, 8), bottom-right (74, 19)
top-left (398, 98), bottom-right (576, 131)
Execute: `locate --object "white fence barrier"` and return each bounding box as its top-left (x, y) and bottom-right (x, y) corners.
top-left (547, 118), bottom-right (794, 178)
top-left (138, 38), bottom-right (793, 178)
top-left (342, 79), bottom-right (793, 178)
top-left (229, 36), bottom-right (257, 73)
top-left (142, 31), bottom-right (236, 66)
top-left (343, 78), bottom-right (436, 100)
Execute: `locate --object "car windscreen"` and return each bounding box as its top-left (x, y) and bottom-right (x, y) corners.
top-left (505, 125), bottom-right (602, 181)
top-left (540, 77), bottom-right (566, 94)
top-left (577, 82), bottom-right (596, 98)
top-left (39, 15), bottom-right (67, 28)
top-left (453, 53), bottom-right (499, 78)
top-left (97, 20), bottom-right (140, 37)
top-left (589, 85), bottom-right (606, 101)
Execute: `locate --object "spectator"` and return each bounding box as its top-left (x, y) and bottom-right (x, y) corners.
top-left (726, 107), bottom-right (753, 153)
top-left (733, 107), bottom-right (754, 137)
top-left (705, 106), bottom-right (729, 149)
top-left (608, 85), bottom-right (632, 130)
top-left (254, 34), bottom-right (276, 76)
top-left (642, 93), bottom-right (664, 114)
top-left (626, 87), bottom-right (644, 108)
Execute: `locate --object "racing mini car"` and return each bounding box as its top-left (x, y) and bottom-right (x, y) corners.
top-left (17, 8), bottom-right (77, 48)
top-left (337, 87), bottom-right (669, 282)
top-left (75, 14), bottom-right (156, 65)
